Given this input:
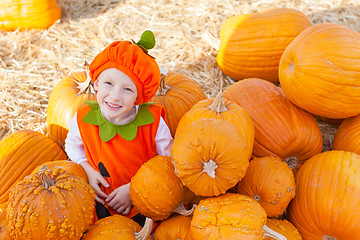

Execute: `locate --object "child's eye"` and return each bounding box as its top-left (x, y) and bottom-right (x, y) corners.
top-left (124, 88), bottom-right (133, 92)
top-left (104, 81), bottom-right (113, 86)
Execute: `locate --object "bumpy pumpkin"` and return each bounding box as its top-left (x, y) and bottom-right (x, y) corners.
top-left (153, 214), bottom-right (192, 240)
top-left (216, 8), bottom-right (311, 83)
top-left (279, 23), bottom-right (360, 119)
top-left (81, 215), bottom-right (151, 240)
top-left (171, 118), bottom-right (253, 196)
top-left (130, 155), bottom-right (194, 221)
top-left (0, 221), bottom-right (11, 240)
top-left (332, 114), bottom-right (360, 154)
top-left (288, 150), bottom-right (360, 240)
top-left (264, 218), bottom-right (302, 240)
top-left (7, 165), bottom-right (95, 240)
top-left (0, 129), bottom-right (67, 204)
top-left (223, 78), bottom-right (322, 172)
top-left (150, 69), bottom-right (206, 137)
top-left (47, 71), bottom-right (96, 148)
top-left (191, 193), bottom-right (286, 240)
top-left (175, 92), bottom-right (254, 143)
top-left (237, 156), bottom-right (295, 217)
top-left (0, 0), bottom-right (62, 31)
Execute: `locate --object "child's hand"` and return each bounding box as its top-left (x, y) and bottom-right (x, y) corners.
top-left (106, 183), bottom-right (132, 215)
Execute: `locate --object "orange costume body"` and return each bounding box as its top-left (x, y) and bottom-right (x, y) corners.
top-left (77, 103), bottom-right (165, 218)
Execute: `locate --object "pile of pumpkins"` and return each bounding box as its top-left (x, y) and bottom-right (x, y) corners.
top-left (1, 7), bottom-right (360, 240)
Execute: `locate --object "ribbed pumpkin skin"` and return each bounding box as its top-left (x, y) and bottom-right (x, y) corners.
top-left (279, 23), bottom-right (360, 119)
top-left (288, 150), bottom-right (360, 240)
top-left (332, 114), bottom-right (360, 154)
top-left (153, 214), bottom-right (192, 240)
top-left (7, 166), bottom-right (95, 240)
top-left (47, 71), bottom-right (96, 148)
top-left (171, 118), bottom-right (253, 197)
top-left (0, 129), bottom-right (67, 204)
top-left (0, 0), bottom-right (61, 31)
top-left (175, 94), bottom-right (254, 145)
top-left (264, 218), bottom-right (302, 240)
top-left (130, 155), bottom-right (192, 221)
top-left (82, 215), bottom-right (150, 240)
top-left (223, 78), bottom-right (322, 172)
top-left (191, 193), bottom-right (267, 239)
top-left (237, 156), bottom-right (295, 217)
top-left (151, 70), bottom-right (206, 137)
top-left (217, 8), bottom-right (311, 83)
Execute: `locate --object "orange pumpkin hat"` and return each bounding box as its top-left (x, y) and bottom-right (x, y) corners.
top-left (89, 30), bottom-right (160, 105)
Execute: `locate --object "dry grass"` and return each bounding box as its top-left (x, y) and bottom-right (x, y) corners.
top-left (1, 0), bottom-right (360, 149)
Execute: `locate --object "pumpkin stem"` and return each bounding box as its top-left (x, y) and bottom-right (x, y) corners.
top-left (173, 202), bottom-right (197, 216)
top-left (38, 165), bottom-right (55, 189)
top-left (285, 156), bottom-right (298, 169)
top-left (134, 217), bottom-right (153, 240)
top-left (254, 195), bottom-right (261, 201)
top-left (202, 29), bottom-right (220, 51)
top-left (263, 225), bottom-right (287, 240)
top-left (323, 236), bottom-right (338, 240)
top-left (202, 159), bottom-right (218, 178)
top-left (76, 61), bottom-right (96, 95)
top-left (208, 92), bottom-right (228, 113)
top-left (156, 72), bottom-right (171, 96)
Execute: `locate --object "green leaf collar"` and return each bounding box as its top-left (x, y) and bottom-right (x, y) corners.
top-left (82, 101), bottom-right (155, 142)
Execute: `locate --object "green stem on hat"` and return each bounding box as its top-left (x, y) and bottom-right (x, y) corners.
top-left (132, 30), bottom-right (156, 58)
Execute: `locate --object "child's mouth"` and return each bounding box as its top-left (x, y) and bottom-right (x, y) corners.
top-left (106, 102), bottom-right (121, 108)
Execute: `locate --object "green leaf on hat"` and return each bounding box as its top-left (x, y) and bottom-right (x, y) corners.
top-left (136, 30), bottom-right (156, 50)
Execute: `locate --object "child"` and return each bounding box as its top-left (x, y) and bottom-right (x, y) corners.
top-left (64, 30), bottom-right (173, 226)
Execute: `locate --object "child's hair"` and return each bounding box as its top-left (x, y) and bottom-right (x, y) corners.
top-left (89, 31), bottom-right (160, 105)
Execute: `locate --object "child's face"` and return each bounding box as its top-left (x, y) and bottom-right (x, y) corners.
top-left (94, 68), bottom-right (138, 125)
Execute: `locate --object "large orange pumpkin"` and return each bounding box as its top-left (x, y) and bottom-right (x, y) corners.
top-left (288, 150), bottom-right (360, 239)
top-left (171, 118), bottom-right (253, 197)
top-left (0, 129), bottom-right (67, 204)
top-left (237, 156), bottom-right (295, 217)
top-left (7, 165), bottom-right (95, 240)
top-left (153, 214), bottom-right (192, 240)
top-left (216, 8), bottom-right (311, 83)
top-left (47, 71), bottom-right (96, 148)
top-left (151, 69), bottom-right (206, 137)
top-left (279, 23), bottom-right (360, 119)
top-left (0, 0), bottom-right (62, 31)
top-left (332, 114), bottom-right (360, 154)
top-left (223, 78), bottom-right (322, 172)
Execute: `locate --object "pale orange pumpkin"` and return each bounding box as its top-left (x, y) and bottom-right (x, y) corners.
top-left (47, 71), bottom-right (96, 148)
top-left (153, 214), bottom-right (192, 240)
top-left (216, 8), bottom-right (311, 83)
top-left (151, 69), bottom-right (206, 137)
top-left (237, 156), bottom-right (296, 217)
top-left (0, 0), bottom-right (62, 31)
top-left (279, 23), bottom-right (360, 119)
top-left (288, 150), bottom-right (360, 239)
top-left (223, 78), bottom-right (322, 172)
top-left (264, 218), bottom-right (302, 240)
top-left (0, 129), bottom-right (67, 205)
top-left (332, 114), bottom-right (360, 154)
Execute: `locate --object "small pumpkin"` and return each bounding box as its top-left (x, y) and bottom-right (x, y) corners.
top-left (264, 218), bottom-right (302, 240)
top-left (171, 118), bottom-right (253, 197)
top-left (7, 165), bottom-right (95, 240)
top-left (0, 0), bottom-right (62, 31)
top-left (151, 68), bottom-right (206, 137)
top-left (153, 214), bottom-right (192, 240)
top-left (0, 129), bottom-right (67, 205)
top-left (279, 23), bottom-right (360, 119)
top-left (216, 8), bottom-right (311, 83)
top-left (332, 114), bottom-right (360, 154)
top-left (47, 70), bottom-right (96, 148)
top-left (237, 156), bottom-right (296, 217)
top-left (288, 150), bottom-right (360, 240)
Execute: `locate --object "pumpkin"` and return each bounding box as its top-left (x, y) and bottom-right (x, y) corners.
top-left (288, 150), bottom-right (360, 240)
top-left (153, 214), bottom-right (192, 240)
top-left (171, 118), bottom-right (253, 196)
top-left (31, 159), bottom-right (88, 182)
top-left (223, 78), bottom-right (322, 172)
top-left (0, 129), bottom-right (67, 205)
top-left (264, 218), bottom-right (302, 240)
top-left (190, 193), bottom-right (286, 240)
top-left (237, 156), bottom-right (296, 217)
top-left (7, 165), bottom-right (95, 240)
top-left (81, 215), bottom-right (151, 240)
top-left (150, 68), bottom-right (206, 137)
top-left (175, 92), bottom-right (254, 143)
top-left (279, 23), bottom-right (360, 119)
top-left (216, 8), bottom-right (311, 83)
top-left (129, 155), bottom-right (194, 221)
top-left (47, 70), bottom-right (96, 148)
top-left (0, 202), bottom-right (6, 225)
top-left (0, 0), bottom-right (62, 31)
top-left (0, 221), bottom-right (11, 240)
top-left (332, 114), bottom-right (360, 154)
